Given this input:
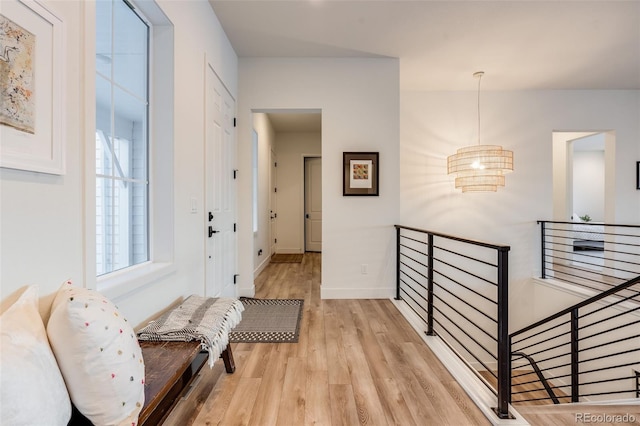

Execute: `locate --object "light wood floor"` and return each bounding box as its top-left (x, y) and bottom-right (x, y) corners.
top-left (164, 253), bottom-right (489, 425)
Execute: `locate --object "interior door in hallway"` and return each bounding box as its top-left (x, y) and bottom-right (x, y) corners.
top-left (270, 149), bottom-right (277, 255)
top-left (205, 62), bottom-right (237, 297)
top-left (304, 157), bottom-right (322, 252)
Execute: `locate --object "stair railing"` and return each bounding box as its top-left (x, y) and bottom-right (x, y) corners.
top-left (538, 220), bottom-right (640, 294)
top-left (394, 225), bottom-right (512, 418)
top-left (510, 274), bottom-right (640, 404)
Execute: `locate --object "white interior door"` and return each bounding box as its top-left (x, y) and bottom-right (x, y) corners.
top-left (205, 62), bottom-right (237, 297)
top-left (305, 157), bottom-right (322, 252)
top-left (270, 149), bottom-right (277, 255)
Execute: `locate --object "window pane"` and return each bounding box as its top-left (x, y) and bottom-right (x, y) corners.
top-left (96, 0), bottom-right (149, 276)
top-left (113, 86), bottom-right (147, 181)
top-left (111, 177), bottom-right (132, 273)
top-left (97, 178), bottom-right (149, 274)
top-left (130, 182), bottom-right (148, 265)
top-left (96, 176), bottom-right (113, 275)
top-left (96, 75), bottom-right (111, 177)
top-left (113, 0), bottom-right (147, 99)
top-left (96, 0), bottom-right (112, 78)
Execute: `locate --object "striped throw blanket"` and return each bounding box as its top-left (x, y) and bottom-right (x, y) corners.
top-left (137, 295), bottom-right (244, 368)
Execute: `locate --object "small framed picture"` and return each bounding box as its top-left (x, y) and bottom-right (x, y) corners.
top-left (343, 152), bottom-right (379, 196)
top-left (636, 161), bottom-right (640, 190)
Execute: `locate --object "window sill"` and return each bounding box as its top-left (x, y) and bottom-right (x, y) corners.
top-left (98, 261), bottom-right (175, 302)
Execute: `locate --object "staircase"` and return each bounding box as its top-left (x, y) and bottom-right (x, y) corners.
top-left (510, 274), bottom-right (640, 405)
top-left (394, 222), bottom-right (640, 423)
top-left (512, 221), bottom-right (640, 406)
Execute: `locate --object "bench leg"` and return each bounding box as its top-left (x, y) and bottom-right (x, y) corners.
top-left (221, 345), bottom-right (235, 373)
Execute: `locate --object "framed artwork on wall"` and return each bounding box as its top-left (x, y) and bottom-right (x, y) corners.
top-left (343, 152), bottom-right (379, 196)
top-left (0, 0), bottom-right (65, 174)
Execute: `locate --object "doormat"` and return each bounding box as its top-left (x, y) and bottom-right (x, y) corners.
top-left (270, 253), bottom-right (303, 263)
top-left (229, 298), bottom-right (304, 343)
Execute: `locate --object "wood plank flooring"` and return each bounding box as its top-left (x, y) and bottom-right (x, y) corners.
top-left (164, 253), bottom-right (489, 425)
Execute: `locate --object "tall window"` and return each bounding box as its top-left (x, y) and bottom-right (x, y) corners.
top-left (96, 0), bottom-right (149, 275)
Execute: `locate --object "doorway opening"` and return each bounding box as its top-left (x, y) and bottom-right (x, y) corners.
top-left (552, 130), bottom-right (615, 271)
top-left (251, 109), bottom-right (322, 275)
top-left (552, 130), bottom-right (615, 223)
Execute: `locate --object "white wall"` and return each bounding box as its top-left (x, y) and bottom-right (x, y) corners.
top-left (252, 113), bottom-right (275, 275)
top-left (237, 58), bottom-right (400, 299)
top-left (274, 132), bottom-right (321, 254)
top-left (0, 1), bottom-right (84, 319)
top-left (0, 0), bottom-right (238, 329)
top-left (400, 89), bottom-right (640, 331)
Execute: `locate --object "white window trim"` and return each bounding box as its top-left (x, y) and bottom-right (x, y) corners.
top-left (85, 0), bottom-right (174, 298)
top-left (98, 261), bottom-right (175, 300)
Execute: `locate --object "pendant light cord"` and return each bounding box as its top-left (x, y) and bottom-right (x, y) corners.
top-left (476, 72), bottom-right (482, 146)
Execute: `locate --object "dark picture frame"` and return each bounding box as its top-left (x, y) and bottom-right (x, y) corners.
top-left (343, 152), bottom-right (379, 196)
top-left (637, 161), bottom-right (640, 190)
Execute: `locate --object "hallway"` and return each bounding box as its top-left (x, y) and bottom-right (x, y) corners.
top-left (165, 252), bottom-right (489, 425)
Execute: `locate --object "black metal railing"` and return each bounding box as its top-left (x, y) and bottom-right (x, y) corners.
top-left (395, 225), bottom-right (512, 418)
top-left (538, 221), bottom-right (640, 295)
top-left (510, 274), bottom-right (640, 404)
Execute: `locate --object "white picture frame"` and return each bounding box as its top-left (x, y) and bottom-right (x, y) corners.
top-left (349, 159), bottom-right (373, 189)
top-left (0, 0), bottom-right (65, 175)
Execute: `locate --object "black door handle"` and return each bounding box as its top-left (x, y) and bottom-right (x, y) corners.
top-left (208, 226), bottom-right (219, 237)
top-left (305, 214), bottom-right (309, 219)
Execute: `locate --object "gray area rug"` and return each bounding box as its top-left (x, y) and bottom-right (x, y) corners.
top-left (229, 298), bottom-right (304, 343)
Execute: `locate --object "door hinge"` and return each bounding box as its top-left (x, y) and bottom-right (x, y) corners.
top-left (233, 223), bottom-right (237, 232)
top-left (274, 187), bottom-right (277, 193)
top-left (233, 169), bottom-right (238, 179)
top-left (233, 117), bottom-right (237, 127)
top-left (233, 274), bottom-right (239, 284)
top-left (274, 162), bottom-right (277, 167)
top-left (275, 238), bottom-right (277, 244)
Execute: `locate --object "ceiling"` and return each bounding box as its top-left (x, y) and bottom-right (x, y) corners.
top-left (267, 112), bottom-right (322, 132)
top-left (209, 0), bottom-right (640, 91)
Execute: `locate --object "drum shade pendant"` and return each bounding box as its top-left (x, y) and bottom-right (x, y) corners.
top-left (447, 72), bottom-right (513, 192)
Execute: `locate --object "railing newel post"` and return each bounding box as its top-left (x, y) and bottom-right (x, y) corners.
top-left (571, 308), bottom-right (579, 403)
top-left (427, 233), bottom-right (434, 336)
top-left (540, 221), bottom-right (546, 279)
top-left (395, 226), bottom-right (401, 301)
top-left (496, 247), bottom-right (511, 419)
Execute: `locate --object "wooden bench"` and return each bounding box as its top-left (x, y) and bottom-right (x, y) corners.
top-left (70, 295), bottom-right (241, 425)
top-left (69, 341), bottom-right (235, 425)
top-left (138, 341), bottom-right (235, 426)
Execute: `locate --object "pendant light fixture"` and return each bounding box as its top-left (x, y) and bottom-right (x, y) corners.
top-left (447, 72), bottom-right (513, 192)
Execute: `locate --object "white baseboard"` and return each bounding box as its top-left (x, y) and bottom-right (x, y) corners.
top-left (254, 256), bottom-right (270, 278)
top-left (392, 299), bottom-right (530, 426)
top-left (237, 284), bottom-right (255, 298)
top-left (320, 287), bottom-right (394, 299)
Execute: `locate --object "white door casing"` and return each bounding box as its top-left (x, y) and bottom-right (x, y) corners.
top-left (205, 62), bottom-right (237, 297)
